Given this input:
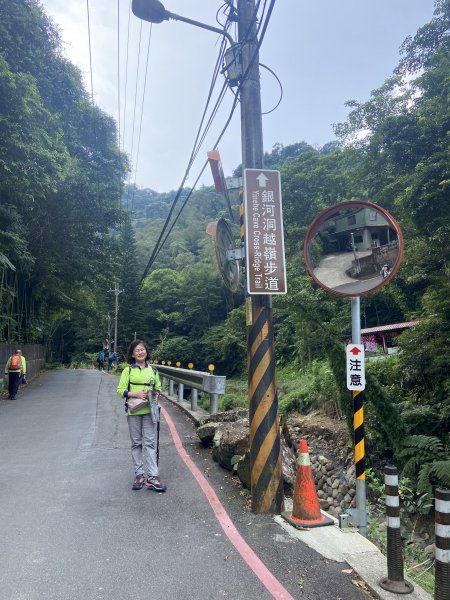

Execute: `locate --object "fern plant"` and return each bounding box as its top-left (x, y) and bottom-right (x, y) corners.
top-left (399, 434), bottom-right (450, 495)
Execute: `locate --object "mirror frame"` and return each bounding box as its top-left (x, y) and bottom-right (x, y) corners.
top-left (303, 201), bottom-right (404, 297)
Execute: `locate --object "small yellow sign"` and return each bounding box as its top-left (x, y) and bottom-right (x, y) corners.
top-left (245, 297), bottom-right (252, 326)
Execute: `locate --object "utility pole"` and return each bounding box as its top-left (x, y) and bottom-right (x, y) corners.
top-left (108, 282), bottom-right (124, 353)
top-left (106, 313), bottom-right (112, 350)
top-left (238, 0), bottom-right (283, 514)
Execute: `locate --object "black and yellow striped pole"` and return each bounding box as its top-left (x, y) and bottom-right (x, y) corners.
top-left (238, 0), bottom-right (282, 514)
top-left (349, 296), bottom-right (368, 537)
top-left (353, 387), bottom-right (365, 483)
top-left (248, 302), bottom-right (283, 513)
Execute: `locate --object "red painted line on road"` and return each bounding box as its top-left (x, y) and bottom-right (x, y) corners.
top-left (160, 405), bottom-right (295, 600)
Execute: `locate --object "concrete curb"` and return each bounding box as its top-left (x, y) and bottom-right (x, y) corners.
top-left (275, 515), bottom-right (431, 600)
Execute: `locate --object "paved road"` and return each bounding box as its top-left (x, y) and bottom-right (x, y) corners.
top-left (314, 250), bottom-right (382, 294)
top-left (0, 369), bottom-right (371, 600)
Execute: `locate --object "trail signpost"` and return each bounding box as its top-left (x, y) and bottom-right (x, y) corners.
top-left (244, 168), bottom-right (287, 295)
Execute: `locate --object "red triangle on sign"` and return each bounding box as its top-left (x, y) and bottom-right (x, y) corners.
top-left (350, 347), bottom-right (361, 355)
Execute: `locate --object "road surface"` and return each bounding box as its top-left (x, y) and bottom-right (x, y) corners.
top-left (0, 369), bottom-right (371, 600)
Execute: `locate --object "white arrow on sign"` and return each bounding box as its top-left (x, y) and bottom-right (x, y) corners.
top-left (256, 173), bottom-right (269, 188)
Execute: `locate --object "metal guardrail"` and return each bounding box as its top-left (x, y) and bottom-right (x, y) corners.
top-left (152, 364), bottom-right (226, 414)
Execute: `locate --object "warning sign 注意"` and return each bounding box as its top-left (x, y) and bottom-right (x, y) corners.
top-left (346, 344), bottom-right (366, 391)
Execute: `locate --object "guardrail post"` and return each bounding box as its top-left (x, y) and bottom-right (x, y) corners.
top-left (210, 393), bottom-right (218, 415)
top-left (435, 487), bottom-right (450, 600)
top-left (379, 465), bottom-right (413, 594)
top-left (178, 383), bottom-right (184, 402)
top-left (191, 388), bottom-right (198, 411)
top-left (169, 379), bottom-right (174, 396)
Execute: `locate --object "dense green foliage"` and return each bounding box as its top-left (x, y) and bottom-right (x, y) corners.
top-left (0, 1), bottom-right (448, 488)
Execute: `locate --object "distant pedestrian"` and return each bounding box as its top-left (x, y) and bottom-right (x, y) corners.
top-left (117, 340), bottom-right (166, 492)
top-left (97, 350), bottom-right (105, 371)
top-left (380, 264), bottom-right (391, 279)
top-left (3, 349), bottom-right (27, 400)
top-left (107, 351), bottom-right (117, 371)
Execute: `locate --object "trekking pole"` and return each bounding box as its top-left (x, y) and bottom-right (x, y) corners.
top-left (156, 406), bottom-right (161, 466)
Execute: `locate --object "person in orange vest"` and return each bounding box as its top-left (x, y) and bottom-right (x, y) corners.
top-left (3, 349), bottom-right (27, 400)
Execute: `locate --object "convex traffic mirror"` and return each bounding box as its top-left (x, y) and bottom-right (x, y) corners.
top-left (304, 201), bottom-right (403, 297)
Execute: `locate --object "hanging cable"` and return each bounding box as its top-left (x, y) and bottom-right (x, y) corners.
top-left (130, 20), bottom-right (143, 170)
top-left (122, 0), bottom-right (132, 152)
top-left (117, 0), bottom-right (121, 147)
top-left (86, 0), bottom-right (95, 104)
top-left (131, 23), bottom-right (153, 210)
top-left (260, 62), bottom-right (283, 115)
top-left (138, 89), bottom-right (241, 287)
top-left (137, 0), bottom-right (276, 287)
top-left (136, 24), bottom-right (232, 265)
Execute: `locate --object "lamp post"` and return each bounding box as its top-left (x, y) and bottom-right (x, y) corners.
top-left (132, 0), bottom-right (283, 514)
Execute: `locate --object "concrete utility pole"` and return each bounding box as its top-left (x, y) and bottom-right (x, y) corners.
top-left (106, 313), bottom-right (112, 350)
top-left (238, 0), bottom-right (283, 514)
top-left (108, 282), bottom-right (124, 353)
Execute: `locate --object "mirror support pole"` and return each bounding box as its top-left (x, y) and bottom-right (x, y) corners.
top-left (351, 296), bottom-right (368, 537)
top-left (351, 296), bottom-right (361, 344)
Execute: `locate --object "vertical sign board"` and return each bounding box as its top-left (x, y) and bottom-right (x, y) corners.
top-left (244, 169), bottom-right (287, 295)
top-left (346, 344), bottom-right (366, 391)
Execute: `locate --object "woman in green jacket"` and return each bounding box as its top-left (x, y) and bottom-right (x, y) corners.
top-left (117, 340), bottom-right (166, 492)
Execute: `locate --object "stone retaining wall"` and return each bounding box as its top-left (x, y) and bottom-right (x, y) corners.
top-left (310, 453), bottom-right (355, 517)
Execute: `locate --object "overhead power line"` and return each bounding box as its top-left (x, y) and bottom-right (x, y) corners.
top-left (136, 16), bottom-right (235, 287)
top-left (130, 20), bottom-right (143, 166)
top-left (136, 0), bottom-right (276, 289)
top-left (131, 23), bottom-right (153, 210)
top-left (121, 0), bottom-right (132, 153)
top-left (117, 0), bottom-right (121, 147)
top-left (86, 0), bottom-right (95, 104)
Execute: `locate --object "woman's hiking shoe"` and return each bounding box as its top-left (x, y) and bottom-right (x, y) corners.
top-left (132, 474), bottom-right (145, 490)
top-left (145, 476), bottom-right (166, 492)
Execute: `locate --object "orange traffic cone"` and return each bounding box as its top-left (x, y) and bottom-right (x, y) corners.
top-left (282, 439), bottom-right (334, 528)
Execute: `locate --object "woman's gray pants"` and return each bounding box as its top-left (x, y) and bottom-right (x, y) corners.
top-left (127, 413), bottom-right (158, 477)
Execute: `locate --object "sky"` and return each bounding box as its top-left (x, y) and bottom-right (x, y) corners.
top-left (40, 0), bottom-right (436, 194)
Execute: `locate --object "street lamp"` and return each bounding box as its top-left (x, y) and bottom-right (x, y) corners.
top-left (131, 0), bottom-right (234, 46)
top-left (132, 0), bottom-right (283, 515)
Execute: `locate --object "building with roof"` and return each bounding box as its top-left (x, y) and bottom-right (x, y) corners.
top-left (360, 320), bottom-right (420, 354)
